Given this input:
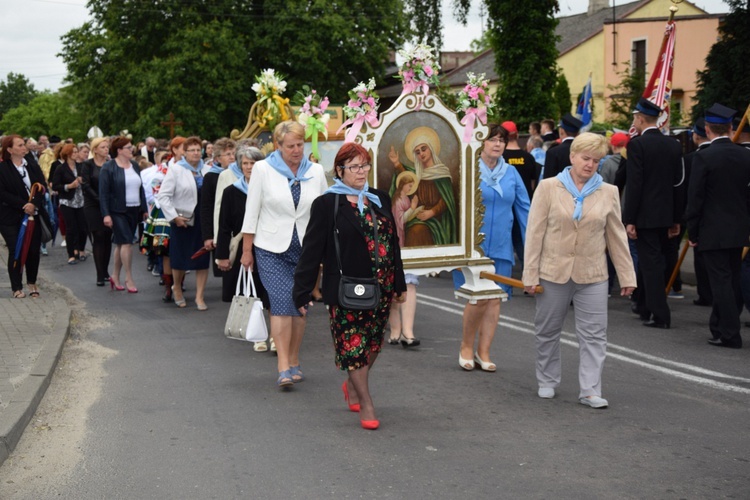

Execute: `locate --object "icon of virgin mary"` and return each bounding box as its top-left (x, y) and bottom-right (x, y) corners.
top-left (388, 126), bottom-right (458, 246)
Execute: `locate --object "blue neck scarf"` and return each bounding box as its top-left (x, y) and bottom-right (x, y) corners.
top-left (233, 175), bottom-right (248, 195)
top-left (207, 161), bottom-right (223, 175)
top-left (177, 158), bottom-right (204, 175)
top-left (324, 178), bottom-right (382, 213)
top-left (479, 157), bottom-right (509, 197)
top-left (556, 166), bottom-right (602, 221)
top-left (228, 161), bottom-right (242, 180)
top-left (266, 150), bottom-right (313, 187)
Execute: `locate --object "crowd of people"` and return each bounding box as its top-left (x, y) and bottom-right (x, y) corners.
top-left (1, 101), bottom-right (749, 429)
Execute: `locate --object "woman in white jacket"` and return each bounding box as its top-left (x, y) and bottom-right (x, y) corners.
top-left (156, 136), bottom-right (211, 310)
top-left (241, 121), bottom-right (327, 389)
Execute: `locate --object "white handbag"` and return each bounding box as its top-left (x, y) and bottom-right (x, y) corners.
top-left (224, 267), bottom-right (268, 342)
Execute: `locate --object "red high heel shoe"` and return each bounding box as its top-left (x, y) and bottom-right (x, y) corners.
top-left (109, 277), bottom-right (125, 291)
top-left (360, 419), bottom-right (380, 430)
top-left (341, 381), bottom-right (360, 412)
top-left (125, 281), bottom-right (138, 293)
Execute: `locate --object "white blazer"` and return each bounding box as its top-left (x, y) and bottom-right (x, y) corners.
top-left (156, 163), bottom-right (199, 223)
top-left (241, 160), bottom-right (327, 253)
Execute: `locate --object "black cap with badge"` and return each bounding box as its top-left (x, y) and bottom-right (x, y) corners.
top-left (632, 97), bottom-right (662, 117)
top-left (559, 113), bottom-right (583, 133)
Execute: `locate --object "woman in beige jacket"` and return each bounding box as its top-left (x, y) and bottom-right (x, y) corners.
top-left (523, 133), bottom-right (636, 409)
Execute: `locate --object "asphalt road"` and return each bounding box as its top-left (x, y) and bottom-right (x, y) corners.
top-left (6, 247), bottom-right (750, 499)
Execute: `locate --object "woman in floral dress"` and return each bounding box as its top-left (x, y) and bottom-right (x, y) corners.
top-left (293, 143), bottom-right (406, 430)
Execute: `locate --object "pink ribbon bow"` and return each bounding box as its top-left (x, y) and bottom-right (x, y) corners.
top-left (461, 107), bottom-right (488, 143)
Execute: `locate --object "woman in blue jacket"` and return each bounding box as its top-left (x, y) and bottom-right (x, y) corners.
top-left (99, 136), bottom-right (148, 293)
top-left (454, 123), bottom-right (530, 371)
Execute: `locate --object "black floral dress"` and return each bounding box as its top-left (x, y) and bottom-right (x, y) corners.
top-left (329, 203), bottom-right (397, 371)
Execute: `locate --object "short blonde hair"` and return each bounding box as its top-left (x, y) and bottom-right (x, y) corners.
top-left (570, 132), bottom-right (608, 158)
top-left (273, 120), bottom-right (305, 146)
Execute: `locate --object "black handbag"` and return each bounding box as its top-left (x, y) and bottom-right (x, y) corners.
top-left (334, 195), bottom-right (380, 311)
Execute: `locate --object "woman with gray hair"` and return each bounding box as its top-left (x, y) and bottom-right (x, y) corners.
top-left (241, 121), bottom-right (327, 388)
top-left (523, 132), bottom-right (636, 409)
top-left (216, 147), bottom-right (269, 350)
top-left (200, 137), bottom-right (236, 276)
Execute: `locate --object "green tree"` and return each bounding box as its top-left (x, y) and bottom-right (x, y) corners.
top-left (554, 71), bottom-right (572, 117)
top-left (60, 0), bottom-right (407, 139)
top-left (607, 63), bottom-right (645, 129)
top-left (405, 0), bottom-right (443, 48)
top-left (691, 1), bottom-right (750, 121)
top-left (0, 92), bottom-right (86, 140)
top-left (0, 73), bottom-right (38, 121)
top-left (469, 30), bottom-right (492, 55)
top-left (450, 0), bottom-right (560, 127)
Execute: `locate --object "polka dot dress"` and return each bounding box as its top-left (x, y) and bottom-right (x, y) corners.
top-left (254, 182), bottom-right (303, 316)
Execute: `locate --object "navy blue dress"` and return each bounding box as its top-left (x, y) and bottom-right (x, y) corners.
top-left (254, 182), bottom-right (303, 316)
top-left (170, 175), bottom-right (210, 271)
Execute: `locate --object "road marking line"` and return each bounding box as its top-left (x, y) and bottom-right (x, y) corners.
top-left (416, 293), bottom-right (750, 394)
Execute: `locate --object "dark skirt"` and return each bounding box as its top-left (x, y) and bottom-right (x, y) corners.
top-left (84, 204), bottom-right (105, 233)
top-left (170, 207), bottom-right (209, 270)
top-left (111, 207), bottom-right (140, 245)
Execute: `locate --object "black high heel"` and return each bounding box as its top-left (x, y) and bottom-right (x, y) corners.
top-left (399, 334), bottom-right (420, 348)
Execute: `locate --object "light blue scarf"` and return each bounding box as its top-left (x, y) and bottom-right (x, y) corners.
top-left (324, 179), bottom-right (382, 213)
top-left (233, 176), bottom-right (248, 195)
top-left (479, 157), bottom-right (509, 197)
top-left (207, 162), bottom-right (223, 175)
top-left (177, 158), bottom-right (204, 175)
top-left (556, 166), bottom-right (602, 221)
top-left (228, 161), bottom-right (242, 180)
top-left (266, 150), bottom-right (313, 187)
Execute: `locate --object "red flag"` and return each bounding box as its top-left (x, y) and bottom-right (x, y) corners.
top-left (643, 19), bottom-right (676, 132)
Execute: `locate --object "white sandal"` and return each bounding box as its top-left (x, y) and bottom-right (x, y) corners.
top-left (269, 338), bottom-right (277, 352)
top-left (253, 341), bottom-right (268, 352)
top-left (459, 354), bottom-right (475, 371)
top-left (474, 353), bottom-right (496, 372)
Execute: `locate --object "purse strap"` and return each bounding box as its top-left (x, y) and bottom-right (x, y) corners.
top-left (333, 194), bottom-right (378, 276)
top-left (236, 266), bottom-right (257, 298)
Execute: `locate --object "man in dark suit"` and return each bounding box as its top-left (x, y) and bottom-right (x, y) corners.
top-left (541, 114), bottom-right (582, 179)
top-left (686, 104), bottom-right (750, 348)
top-left (623, 97), bottom-right (684, 329)
top-left (684, 119), bottom-right (712, 306)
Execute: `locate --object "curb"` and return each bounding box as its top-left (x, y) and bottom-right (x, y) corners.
top-left (0, 298), bottom-right (71, 466)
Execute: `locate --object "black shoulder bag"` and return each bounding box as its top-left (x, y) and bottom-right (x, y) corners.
top-left (334, 194), bottom-right (381, 310)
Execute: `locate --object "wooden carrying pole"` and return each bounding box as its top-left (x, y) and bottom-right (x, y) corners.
top-left (479, 271), bottom-right (544, 294)
top-left (665, 239), bottom-right (690, 295)
top-left (731, 103), bottom-right (750, 144)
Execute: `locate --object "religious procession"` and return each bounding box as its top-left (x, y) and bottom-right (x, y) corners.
top-left (1, 0), bottom-right (749, 442)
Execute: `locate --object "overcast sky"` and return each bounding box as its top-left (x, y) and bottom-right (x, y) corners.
top-left (3, 0), bottom-right (730, 92)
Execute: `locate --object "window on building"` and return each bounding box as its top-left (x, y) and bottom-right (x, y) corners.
top-left (632, 39), bottom-right (647, 82)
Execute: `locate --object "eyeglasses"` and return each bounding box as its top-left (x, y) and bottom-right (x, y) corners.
top-left (122, 145), bottom-right (134, 150)
top-left (341, 163), bottom-right (371, 173)
top-left (186, 149), bottom-right (202, 154)
top-left (486, 137), bottom-right (507, 144)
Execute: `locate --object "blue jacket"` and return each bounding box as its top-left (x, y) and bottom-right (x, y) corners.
top-left (99, 159), bottom-right (147, 217)
top-left (479, 159), bottom-right (530, 264)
